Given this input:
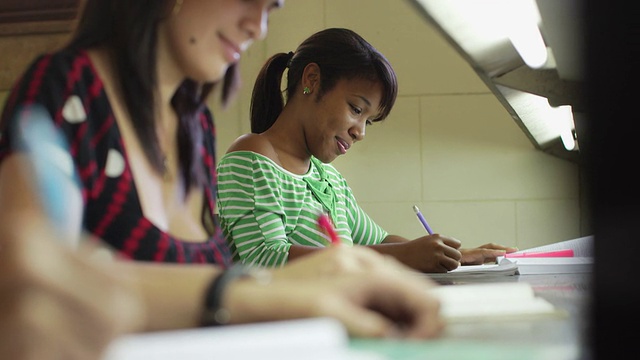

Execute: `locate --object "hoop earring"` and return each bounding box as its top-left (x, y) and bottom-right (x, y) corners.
top-left (303, 87), bottom-right (311, 95)
top-left (172, 0), bottom-right (183, 15)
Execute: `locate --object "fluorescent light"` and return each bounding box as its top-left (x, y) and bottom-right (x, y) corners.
top-left (505, 0), bottom-right (549, 69)
top-left (410, 0), bottom-right (583, 160)
top-left (551, 105), bottom-right (577, 151)
top-left (497, 85), bottom-right (576, 151)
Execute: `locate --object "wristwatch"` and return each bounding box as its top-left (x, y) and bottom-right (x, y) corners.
top-left (200, 264), bottom-right (271, 326)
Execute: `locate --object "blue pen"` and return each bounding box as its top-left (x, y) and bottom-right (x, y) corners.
top-left (412, 205), bottom-right (434, 235)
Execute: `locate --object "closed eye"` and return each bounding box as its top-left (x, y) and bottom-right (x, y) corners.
top-left (349, 104), bottom-right (362, 115)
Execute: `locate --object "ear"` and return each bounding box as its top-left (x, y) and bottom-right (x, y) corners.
top-left (301, 63), bottom-right (321, 94)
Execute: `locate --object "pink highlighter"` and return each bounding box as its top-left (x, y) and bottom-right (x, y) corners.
top-left (505, 249), bottom-right (574, 258)
top-left (317, 213), bottom-right (341, 246)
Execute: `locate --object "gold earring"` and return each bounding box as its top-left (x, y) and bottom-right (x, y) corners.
top-left (172, 0), bottom-right (183, 15)
top-left (303, 87), bottom-right (311, 95)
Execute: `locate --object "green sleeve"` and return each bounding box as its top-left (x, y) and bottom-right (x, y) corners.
top-left (216, 152), bottom-right (291, 267)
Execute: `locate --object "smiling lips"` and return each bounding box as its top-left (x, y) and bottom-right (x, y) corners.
top-left (336, 138), bottom-right (350, 155)
top-left (219, 33), bottom-right (241, 63)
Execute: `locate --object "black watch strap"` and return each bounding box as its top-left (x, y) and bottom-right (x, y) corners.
top-left (200, 265), bottom-right (268, 326)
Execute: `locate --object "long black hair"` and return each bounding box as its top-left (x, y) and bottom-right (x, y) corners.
top-left (68, 0), bottom-right (241, 192)
top-left (250, 28), bottom-right (398, 134)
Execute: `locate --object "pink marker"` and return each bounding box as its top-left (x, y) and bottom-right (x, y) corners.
top-left (317, 213), bottom-right (341, 246)
top-left (505, 249), bottom-right (574, 258)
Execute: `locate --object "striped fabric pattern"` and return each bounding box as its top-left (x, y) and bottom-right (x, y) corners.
top-left (0, 49), bottom-right (232, 266)
top-left (216, 151), bottom-right (388, 267)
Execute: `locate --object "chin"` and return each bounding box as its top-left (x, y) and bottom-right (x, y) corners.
top-left (320, 155), bottom-right (337, 164)
top-left (189, 64), bottom-right (228, 83)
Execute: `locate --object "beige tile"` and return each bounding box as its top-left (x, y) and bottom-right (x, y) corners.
top-left (360, 200), bottom-right (519, 249)
top-left (357, 201), bottom-right (433, 239)
top-left (420, 201), bottom-right (518, 249)
top-left (516, 200), bottom-right (583, 248)
top-left (419, 94), bottom-right (580, 201)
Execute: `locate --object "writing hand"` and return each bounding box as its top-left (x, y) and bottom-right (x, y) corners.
top-left (393, 235), bottom-right (462, 273)
top-left (461, 243), bottom-right (519, 264)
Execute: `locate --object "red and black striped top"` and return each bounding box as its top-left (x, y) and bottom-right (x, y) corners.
top-left (0, 49), bottom-right (233, 267)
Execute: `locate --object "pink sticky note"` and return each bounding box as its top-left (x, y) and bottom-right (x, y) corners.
top-left (505, 249), bottom-right (574, 258)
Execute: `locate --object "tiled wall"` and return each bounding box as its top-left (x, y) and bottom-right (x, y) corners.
top-left (0, 0), bottom-right (588, 250)
top-left (213, 0), bottom-right (587, 250)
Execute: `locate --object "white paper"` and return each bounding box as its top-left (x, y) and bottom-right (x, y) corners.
top-left (425, 259), bottom-right (519, 281)
top-left (511, 235), bottom-right (594, 257)
top-left (103, 318), bottom-right (383, 360)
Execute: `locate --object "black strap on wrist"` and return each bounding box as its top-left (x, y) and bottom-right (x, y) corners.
top-left (200, 264), bottom-right (253, 327)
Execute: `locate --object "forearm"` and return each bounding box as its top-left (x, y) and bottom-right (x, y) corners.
top-left (117, 261), bottom-right (221, 331)
top-left (365, 242), bottom-right (407, 260)
top-left (287, 244), bottom-right (322, 262)
top-left (381, 235), bottom-right (409, 244)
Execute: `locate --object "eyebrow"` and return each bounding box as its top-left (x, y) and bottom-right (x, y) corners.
top-left (353, 95), bottom-right (372, 108)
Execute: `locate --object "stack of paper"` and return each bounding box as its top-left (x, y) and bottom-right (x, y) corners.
top-left (498, 235), bottom-right (594, 275)
top-left (425, 259), bottom-right (519, 281)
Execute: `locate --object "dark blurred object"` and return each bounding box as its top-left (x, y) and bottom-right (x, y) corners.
top-left (585, 0), bottom-right (640, 359)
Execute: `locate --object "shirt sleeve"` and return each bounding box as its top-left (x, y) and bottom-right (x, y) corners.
top-left (340, 177), bottom-right (389, 245)
top-left (216, 152), bottom-right (291, 267)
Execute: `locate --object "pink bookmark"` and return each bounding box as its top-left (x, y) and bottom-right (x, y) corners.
top-left (505, 249), bottom-right (574, 258)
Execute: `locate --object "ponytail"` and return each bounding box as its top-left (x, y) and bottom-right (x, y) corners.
top-left (250, 52), bottom-right (293, 133)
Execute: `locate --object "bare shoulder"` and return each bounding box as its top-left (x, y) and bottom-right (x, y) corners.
top-left (226, 133), bottom-right (278, 160)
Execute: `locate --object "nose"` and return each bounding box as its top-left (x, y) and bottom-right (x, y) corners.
top-left (349, 122), bottom-right (366, 142)
top-left (242, 5), bottom-right (269, 41)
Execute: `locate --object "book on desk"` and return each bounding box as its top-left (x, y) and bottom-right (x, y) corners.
top-left (425, 235), bottom-right (594, 279)
top-left (499, 235), bottom-right (594, 275)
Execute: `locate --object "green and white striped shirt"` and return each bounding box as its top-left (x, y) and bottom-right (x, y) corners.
top-left (216, 151), bottom-right (388, 267)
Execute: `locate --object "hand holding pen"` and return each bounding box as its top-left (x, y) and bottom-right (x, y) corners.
top-left (412, 204), bottom-right (516, 266)
top-left (406, 205), bottom-right (462, 272)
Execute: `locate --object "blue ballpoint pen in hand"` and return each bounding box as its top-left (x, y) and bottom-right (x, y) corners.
top-left (412, 205), bottom-right (434, 235)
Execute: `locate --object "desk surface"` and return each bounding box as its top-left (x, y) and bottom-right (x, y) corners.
top-left (351, 272), bottom-right (591, 360)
